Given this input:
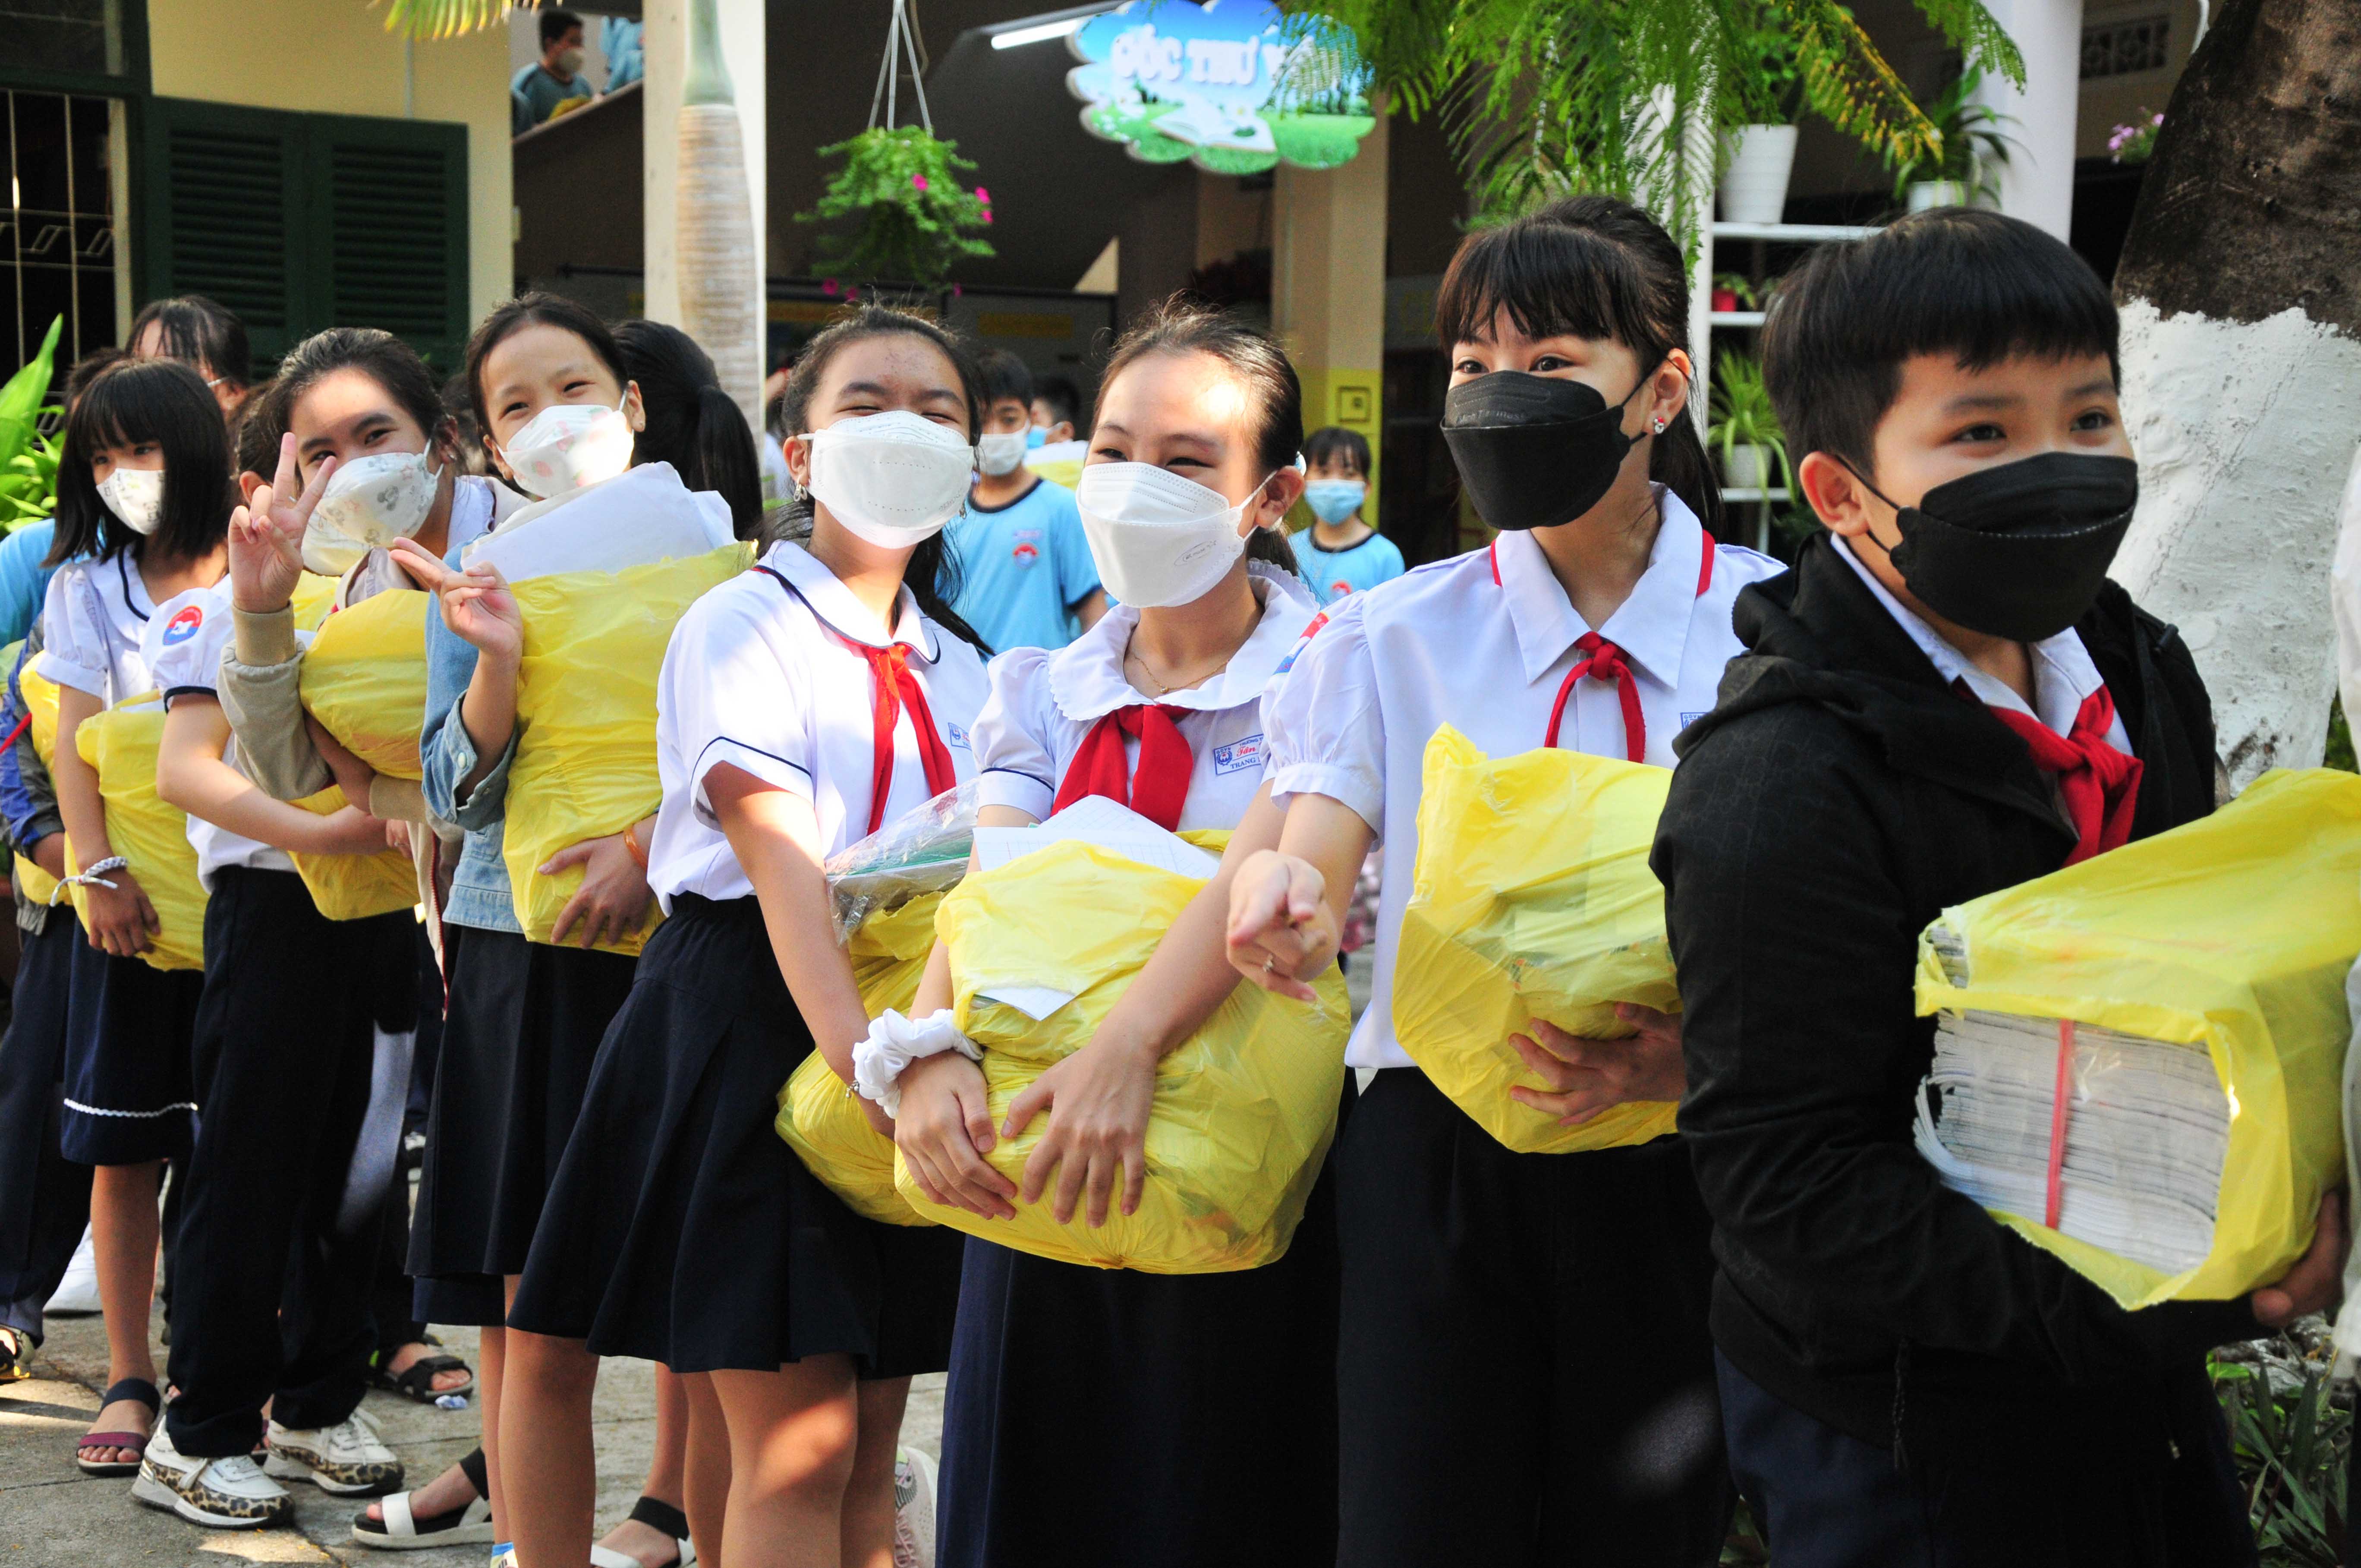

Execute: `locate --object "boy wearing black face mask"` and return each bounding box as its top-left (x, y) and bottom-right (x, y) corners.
top-left (1652, 209), bottom-right (2346, 1564)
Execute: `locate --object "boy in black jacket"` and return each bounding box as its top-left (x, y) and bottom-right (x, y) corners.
top-left (1653, 209), bottom-right (2345, 1564)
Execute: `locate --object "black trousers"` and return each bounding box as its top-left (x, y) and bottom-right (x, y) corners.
top-left (163, 869), bottom-right (412, 1458)
top-left (1718, 1351), bottom-right (2256, 1568)
top-left (1336, 1070), bottom-right (1731, 1568)
top-left (0, 916), bottom-right (92, 1344)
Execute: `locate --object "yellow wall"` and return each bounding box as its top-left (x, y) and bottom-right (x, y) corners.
top-left (148, 0), bottom-right (513, 325)
top-left (1274, 109), bottom-right (1390, 521)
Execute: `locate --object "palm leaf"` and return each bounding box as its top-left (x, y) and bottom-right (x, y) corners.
top-left (376, 0), bottom-right (514, 41)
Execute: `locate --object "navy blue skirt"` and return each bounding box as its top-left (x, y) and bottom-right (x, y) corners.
top-left (0, 914), bottom-right (93, 1304)
top-left (509, 894), bottom-right (963, 1375)
top-left (59, 933), bottom-right (204, 1168)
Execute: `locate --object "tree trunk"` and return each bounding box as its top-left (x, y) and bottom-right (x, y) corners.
top-left (2109, 0), bottom-right (2361, 784)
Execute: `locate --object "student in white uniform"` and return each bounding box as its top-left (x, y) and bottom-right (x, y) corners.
top-left (36, 357), bottom-right (231, 1480)
top-left (508, 306), bottom-right (988, 1568)
top-left (135, 579), bottom-right (414, 1528)
top-left (882, 308), bottom-right (1340, 1568)
top-left (1227, 196), bottom-right (1787, 1566)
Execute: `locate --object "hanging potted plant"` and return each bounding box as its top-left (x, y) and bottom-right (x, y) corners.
top-left (1716, 20), bottom-right (1806, 226)
top-left (1708, 350), bottom-right (1789, 494)
top-left (794, 0), bottom-right (994, 288)
top-left (1886, 69), bottom-right (2018, 211)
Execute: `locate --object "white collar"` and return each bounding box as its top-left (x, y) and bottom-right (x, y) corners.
top-left (1048, 560), bottom-right (1317, 720)
top-left (760, 538), bottom-right (936, 660)
top-left (1494, 485), bottom-right (1709, 687)
top-left (1833, 536), bottom-right (2103, 739)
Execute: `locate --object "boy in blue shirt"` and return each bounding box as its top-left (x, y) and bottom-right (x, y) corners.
top-left (949, 351), bottom-right (1104, 652)
top-left (1289, 426), bottom-right (1404, 605)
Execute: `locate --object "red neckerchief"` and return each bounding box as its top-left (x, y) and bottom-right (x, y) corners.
top-left (1052, 703), bottom-right (1193, 830)
top-left (1982, 685), bottom-right (2143, 866)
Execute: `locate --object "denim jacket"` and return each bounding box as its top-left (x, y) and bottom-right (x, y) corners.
top-left (420, 542), bottom-right (523, 933)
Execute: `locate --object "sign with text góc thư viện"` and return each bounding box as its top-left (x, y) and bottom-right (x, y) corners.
top-left (1065, 0), bottom-right (1376, 175)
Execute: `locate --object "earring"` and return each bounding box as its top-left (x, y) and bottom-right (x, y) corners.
top-left (1652, 417), bottom-right (1666, 434)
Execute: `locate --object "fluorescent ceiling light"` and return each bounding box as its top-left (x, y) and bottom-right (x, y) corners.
top-left (992, 15), bottom-right (1094, 49)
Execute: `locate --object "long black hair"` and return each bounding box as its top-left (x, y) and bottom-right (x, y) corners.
top-left (1434, 195), bottom-right (1723, 535)
top-left (49, 357), bottom-right (234, 567)
top-left (256, 327), bottom-right (452, 485)
top-left (462, 291), bottom-right (631, 450)
top-left (777, 305), bottom-right (987, 653)
top-left (614, 319), bottom-right (765, 538)
top-left (1096, 302), bottom-right (1306, 579)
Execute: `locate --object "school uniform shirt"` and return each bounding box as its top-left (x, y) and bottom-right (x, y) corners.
top-left (975, 560), bottom-right (1318, 830)
top-left (645, 539), bottom-right (989, 910)
top-left (1291, 526), bottom-right (1407, 607)
top-left (144, 586), bottom-right (297, 888)
top-left (1262, 488), bottom-right (1783, 1071)
top-left (945, 478), bottom-right (1100, 653)
top-left (35, 550), bottom-right (161, 705)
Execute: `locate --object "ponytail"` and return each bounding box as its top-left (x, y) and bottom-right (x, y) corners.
top-left (614, 318), bottom-right (766, 538)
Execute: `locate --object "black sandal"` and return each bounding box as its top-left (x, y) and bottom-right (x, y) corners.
top-left (75, 1376), bottom-right (160, 1476)
top-left (367, 1335), bottom-right (475, 1403)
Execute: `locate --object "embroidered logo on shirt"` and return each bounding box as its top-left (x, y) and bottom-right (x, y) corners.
top-left (1274, 612), bottom-right (1328, 675)
top-left (948, 722), bottom-right (971, 750)
top-left (161, 605), bottom-right (204, 647)
top-left (1328, 580), bottom-right (1351, 600)
top-left (1679, 711), bottom-right (1707, 730)
top-left (1011, 526), bottom-right (1042, 566)
top-left (1212, 734), bottom-right (1265, 775)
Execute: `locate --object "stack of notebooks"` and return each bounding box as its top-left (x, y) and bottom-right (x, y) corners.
top-left (1913, 1008), bottom-right (2231, 1278)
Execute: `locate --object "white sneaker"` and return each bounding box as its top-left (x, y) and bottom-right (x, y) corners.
top-left (892, 1445), bottom-right (937, 1568)
top-left (44, 1225), bottom-right (99, 1315)
top-left (133, 1423), bottom-right (293, 1528)
top-left (266, 1408), bottom-right (404, 1495)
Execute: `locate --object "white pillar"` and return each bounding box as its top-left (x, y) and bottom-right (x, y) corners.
top-left (642, 0), bottom-right (765, 344)
top-left (1978, 0), bottom-right (2083, 238)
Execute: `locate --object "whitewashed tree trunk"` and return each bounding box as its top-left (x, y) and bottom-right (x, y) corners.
top-left (2108, 0), bottom-right (2361, 786)
top-left (672, 0), bottom-right (762, 429)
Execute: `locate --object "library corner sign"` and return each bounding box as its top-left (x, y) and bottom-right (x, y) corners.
top-left (1067, 1), bottom-right (1377, 175)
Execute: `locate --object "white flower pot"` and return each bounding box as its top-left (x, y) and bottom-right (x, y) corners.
top-left (1717, 125), bottom-right (1800, 226)
top-left (1908, 179), bottom-right (1968, 213)
top-left (1723, 444), bottom-right (1768, 489)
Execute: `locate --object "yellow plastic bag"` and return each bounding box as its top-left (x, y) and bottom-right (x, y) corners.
top-left (775, 891), bottom-right (946, 1227)
top-left (10, 657), bottom-right (62, 909)
top-left (1391, 726), bottom-right (1682, 1154)
top-left (288, 786), bottom-right (418, 921)
top-left (894, 831), bottom-right (1350, 1272)
top-left (299, 590), bottom-right (428, 781)
top-left (1915, 768), bottom-right (2361, 1309)
top-left (70, 693), bottom-right (205, 971)
top-left (502, 543), bottom-right (752, 955)
top-left (291, 572), bottom-right (340, 632)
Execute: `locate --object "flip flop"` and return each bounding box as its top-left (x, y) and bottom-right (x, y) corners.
top-left (76, 1376), bottom-right (160, 1476)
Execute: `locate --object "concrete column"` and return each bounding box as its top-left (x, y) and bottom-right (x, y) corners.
top-left (641, 0), bottom-right (765, 347)
top-left (1978, 0), bottom-right (2084, 238)
top-left (1272, 107), bottom-right (1390, 516)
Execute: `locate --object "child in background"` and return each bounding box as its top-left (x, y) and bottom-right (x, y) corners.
top-left (1290, 426), bottom-right (1404, 605)
top-left (947, 349), bottom-right (1105, 652)
top-left (1654, 208), bottom-right (2343, 1564)
top-left (1028, 374), bottom-right (1080, 447)
top-left (38, 357), bottom-right (232, 1480)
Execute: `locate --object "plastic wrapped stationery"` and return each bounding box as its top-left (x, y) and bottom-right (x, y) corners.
top-left (300, 589), bottom-right (430, 781)
top-left (778, 784), bottom-right (979, 1227)
top-left (1913, 768), bottom-right (2361, 1309)
top-left (70, 693), bottom-right (207, 971)
top-left (897, 797), bottom-right (1350, 1272)
top-left (5, 649), bottom-right (63, 907)
top-left (1392, 726), bottom-right (1682, 1154)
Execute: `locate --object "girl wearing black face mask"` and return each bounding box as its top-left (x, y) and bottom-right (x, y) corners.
top-left (1202, 195), bottom-right (1788, 1566)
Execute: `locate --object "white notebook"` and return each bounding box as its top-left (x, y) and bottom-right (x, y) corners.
top-left (1914, 1009), bottom-right (2229, 1276)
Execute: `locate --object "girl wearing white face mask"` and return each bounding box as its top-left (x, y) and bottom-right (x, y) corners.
top-left (35, 357), bottom-right (231, 1481)
top-left (503, 307), bottom-right (989, 1568)
top-left (879, 309), bottom-right (1346, 1568)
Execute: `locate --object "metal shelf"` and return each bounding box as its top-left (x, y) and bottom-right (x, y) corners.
top-left (1711, 221), bottom-right (1880, 243)
top-left (1709, 310), bottom-right (1766, 329)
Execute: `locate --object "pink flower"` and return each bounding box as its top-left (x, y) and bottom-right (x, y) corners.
top-left (847, 286), bottom-right (861, 301)
top-left (952, 283), bottom-right (964, 297)
top-left (822, 278), bottom-right (839, 296)
top-left (912, 173), bottom-right (929, 191)
top-left (982, 209), bottom-right (994, 224)
top-left (974, 186), bottom-right (991, 204)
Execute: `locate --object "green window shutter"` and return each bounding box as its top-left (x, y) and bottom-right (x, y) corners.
top-left (140, 97), bottom-right (307, 365)
top-left (307, 113), bottom-right (470, 373)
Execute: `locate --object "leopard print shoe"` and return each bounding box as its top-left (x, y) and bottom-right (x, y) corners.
top-left (132, 1424), bottom-right (293, 1529)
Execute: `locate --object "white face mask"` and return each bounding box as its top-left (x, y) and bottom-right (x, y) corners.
top-left (304, 450), bottom-right (444, 575)
top-left (97, 466), bottom-right (166, 537)
top-left (1074, 462), bottom-right (1268, 609)
top-left (802, 410), bottom-right (976, 548)
top-left (498, 395), bottom-right (634, 499)
top-left (975, 429), bottom-right (1030, 478)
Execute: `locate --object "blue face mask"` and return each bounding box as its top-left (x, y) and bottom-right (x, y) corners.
top-left (1303, 478), bottom-right (1366, 526)
top-left (1025, 424), bottom-right (1048, 450)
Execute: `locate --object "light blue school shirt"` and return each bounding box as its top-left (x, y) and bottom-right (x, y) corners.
top-left (0, 520), bottom-right (60, 645)
top-left (1291, 526), bottom-right (1407, 606)
top-left (945, 478), bottom-right (1100, 655)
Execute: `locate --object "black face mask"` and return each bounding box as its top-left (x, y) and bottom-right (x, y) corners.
top-left (1441, 370), bottom-right (1646, 532)
top-left (1860, 451), bottom-right (2140, 642)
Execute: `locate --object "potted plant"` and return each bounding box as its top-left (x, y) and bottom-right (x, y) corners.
top-left (796, 126), bottom-right (996, 287)
top-left (1716, 20), bottom-right (1806, 225)
top-left (1887, 69), bottom-right (2018, 211)
top-left (2109, 110), bottom-right (2163, 164)
top-left (1710, 272), bottom-right (1761, 314)
top-left (1708, 350), bottom-right (1788, 494)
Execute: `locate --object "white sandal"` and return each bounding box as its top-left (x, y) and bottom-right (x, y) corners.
top-left (349, 1473), bottom-right (494, 1550)
top-left (589, 1496), bottom-right (696, 1567)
